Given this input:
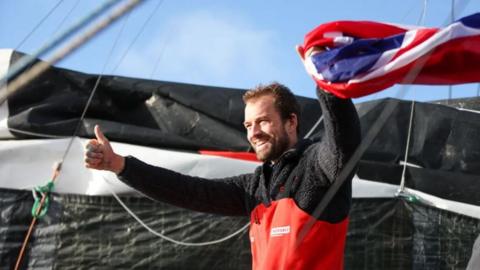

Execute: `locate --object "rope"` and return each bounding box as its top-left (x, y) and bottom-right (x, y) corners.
top-left (396, 0), bottom-right (426, 199)
top-left (451, 0), bottom-right (456, 23)
top-left (417, 0), bottom-right (428, 25)
top-left (51, 0), bottom-right (82, 38)
top-left (7, 127), bottom-right (69, 139)
top-left (0, 0), bottom-right (145, 105)
top-left (447, 0), bottom-right (455, 105)
top-left (103, 176), bottom-right (250, 246)
top-left (60, 7), bottom-right (133, 164)
top-left (400, 2), bottom-right (419, 24)
top-left (5, 4), bottom-right (129, 142)
top-left (396, 100), bottom-right (416, 195)
top-left (149, 26), bottom-right (174, 79)
top-left (303, 116), bottom-right (323, 139)
top-left (0, 0), bottom-right (121, 92)
top-left (14, 0), bottom-right (65, 50)
top-left (395, 189), bottom-right (421, 203)
top-left (31, 181), bottom-right (55, 218)
top-left (111, 0), bottom-right (164, 74)
top-left (14, 163), bottom-right (62, 270)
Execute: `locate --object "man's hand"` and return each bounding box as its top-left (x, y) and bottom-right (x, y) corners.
top-left (296, 45), bottom-right (326, 63)
top-left (84, 125), bottom-right (125, 174)
top-left (296, 45), bottom-right (330, 94)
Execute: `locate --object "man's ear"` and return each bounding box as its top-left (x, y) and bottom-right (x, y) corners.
top-left (287, 113), bottom-right (298, 134)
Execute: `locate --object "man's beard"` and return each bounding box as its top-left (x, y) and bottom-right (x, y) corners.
top-left (253, 129), bottom-right (290, 162)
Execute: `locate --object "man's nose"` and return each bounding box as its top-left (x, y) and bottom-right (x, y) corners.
top-left (250, 123), bottom-right (264, 138)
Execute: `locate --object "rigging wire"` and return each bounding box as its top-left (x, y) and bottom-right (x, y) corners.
top-left (303, 116), bottom-right (323, 139)
top-left (1, 0), bottom-right (78, 143)
top-left (149, 26), bottom-right (174, 79)
top-left (2, 1), bottom-right (96, 139)
top-left (103, 176), bottom-right (250, 246)
top-left (397, 0), bottom-right (428, 195)
top-left (111, 0), bottom-right (164, 74)
top-left (59, 8), bottom-right (133, 164)
top-left (417, 0), bottom-right (428, 25)
top-left (397, 100), bottom-right (416, 194)
top-left (7, 127), bottom-right (69, 139)
top-left (0, 0), bottom-right (145, 105)
top-left (448, 0), bottom-right (455, 104)
top-left (14, 0), bottom-right (65, 51)
top-left (51, 0), bottom-right (82, 38)
top-left (14, 163), bottom-right (62, 270)
top-left (400, 2), bottom-right (420, 25)
top-left (3, 0), bottom-right (91, 140)
top-left (0, 0), bottom-right (121, 94)
top-left (451, 0), bottom-right (456, 24)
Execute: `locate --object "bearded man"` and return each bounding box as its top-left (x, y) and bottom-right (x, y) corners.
top-left (85, 81), bottom-right (360, 269)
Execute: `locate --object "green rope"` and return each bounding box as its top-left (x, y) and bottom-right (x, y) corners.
top-left (404, 193), bottom-right (420, 203)
top-left (31, 181), bottom-right (55, 219)
top-left (396, 190), bottom-right (421, 204)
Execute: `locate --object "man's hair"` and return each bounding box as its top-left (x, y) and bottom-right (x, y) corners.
top-left (243, 82), bottom-right (301, 134)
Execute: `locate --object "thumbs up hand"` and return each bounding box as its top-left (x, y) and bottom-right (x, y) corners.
top-left (84, 125), bottom-right (125, 174)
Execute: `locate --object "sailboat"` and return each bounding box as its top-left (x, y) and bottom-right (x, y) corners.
top-left (0, 48), bottom-right (479, 269)
top-left (1, 0), bottom-right (480, 268)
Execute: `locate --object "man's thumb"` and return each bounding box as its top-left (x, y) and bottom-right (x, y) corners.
top-left (94, 125), bottom-right (108, 144)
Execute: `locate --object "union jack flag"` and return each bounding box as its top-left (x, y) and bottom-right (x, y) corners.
top-left (298, 13), bottom-right (480, 98)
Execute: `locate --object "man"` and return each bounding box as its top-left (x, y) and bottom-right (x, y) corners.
top-left (85, 80), bottom-right (360, 268)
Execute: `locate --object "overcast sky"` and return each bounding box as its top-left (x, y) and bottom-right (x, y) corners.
top-left (0, 0), bottom-right (479, 103)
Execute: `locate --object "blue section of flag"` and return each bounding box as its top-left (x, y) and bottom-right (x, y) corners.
top-left (459, 13), bottom-right (480, 29)
top-left (311, 34), bottom-right (405, 82)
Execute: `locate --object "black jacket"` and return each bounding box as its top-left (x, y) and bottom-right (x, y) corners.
top-left (118, 89), bottom-right (361, 222)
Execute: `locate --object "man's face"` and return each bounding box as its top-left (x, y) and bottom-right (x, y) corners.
top-left (244, 95), bottom-right (296, 162)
